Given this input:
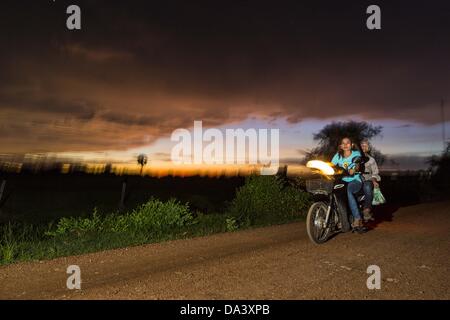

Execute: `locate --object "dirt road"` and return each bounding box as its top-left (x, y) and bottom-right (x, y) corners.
top-left (1, 201), bottom-right (449, 299)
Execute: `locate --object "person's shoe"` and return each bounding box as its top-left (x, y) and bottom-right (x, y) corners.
top-left (352, 218), bottom-right (363, 228)
top-left (353, 226), bottom-right (368, 234)
top-left (363, 208), bottom-right (373, 222)
top-left (351, 218), bottom-right (368, 233)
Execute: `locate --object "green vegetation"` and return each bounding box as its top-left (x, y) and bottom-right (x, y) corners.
top-left (0, 176), bottom-right (311, 265)
top-left (228, 175), bottom-right (311, 227)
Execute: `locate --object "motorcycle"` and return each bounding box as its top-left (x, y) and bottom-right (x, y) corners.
top-left (304, 157), bottom-right (366, 244)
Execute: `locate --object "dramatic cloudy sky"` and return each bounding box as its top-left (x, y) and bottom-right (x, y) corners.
top-left (1, 1), bottom-right (449, 167)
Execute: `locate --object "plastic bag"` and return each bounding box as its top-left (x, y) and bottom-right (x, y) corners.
top-left (372, 187), bottom-right (386, 205)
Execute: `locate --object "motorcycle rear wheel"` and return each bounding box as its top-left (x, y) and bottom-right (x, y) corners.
top-left (306, 201), bottom-right (332, 244)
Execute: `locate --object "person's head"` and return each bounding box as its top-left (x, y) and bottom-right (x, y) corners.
top-left (338, 137), bottom-right (354, 156)
top-left (360, 138), bottom-right (371, 154)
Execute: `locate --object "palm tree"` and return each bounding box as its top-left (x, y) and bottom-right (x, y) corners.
top-left (137, 154), bottom-right (148, 175)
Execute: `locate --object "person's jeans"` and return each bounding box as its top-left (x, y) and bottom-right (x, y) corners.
top-left (347, 180), bottom-right (362, 220)
top-left (363, 180), bottom-right (374, 210)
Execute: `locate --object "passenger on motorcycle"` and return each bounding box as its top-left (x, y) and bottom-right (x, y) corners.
top-left (360, 139), bottom-right (381, 221)
top-left (331, 137), bottom-right (365, 232)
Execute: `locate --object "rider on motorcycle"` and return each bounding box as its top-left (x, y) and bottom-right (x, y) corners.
top-left (331, 137), bottom-right (366, 233)
top-left (360, 139), bottom-right (381, 221)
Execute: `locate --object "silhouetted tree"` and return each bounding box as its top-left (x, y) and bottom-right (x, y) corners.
top-left (104, 163), bottom-right (112, 174)
top-left (428, 143), bottom-right (450, 190)
top-left (304, 121), bottom-right (385, 164)
top-left (137, 154), bottom-right (148, 175)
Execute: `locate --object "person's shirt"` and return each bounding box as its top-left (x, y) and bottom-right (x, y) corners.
top-left (362, 154), bottom-right (381, 182)
top-left (331, 150), bottom-right (362, 183)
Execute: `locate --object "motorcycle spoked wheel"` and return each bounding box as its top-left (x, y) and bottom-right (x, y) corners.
top-left (306, 201), bottom-right (333, 244)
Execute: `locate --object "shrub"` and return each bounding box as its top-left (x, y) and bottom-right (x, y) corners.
top-left (45, 208), bottom-right (102, 237)
top-left (47, 198), bottom-right (193, 238)
top-left (227, 175), bottom-right (311, 225)
top-left (126, 198), bottom-right (193, 232)
top-left (225, 217), bottom-right (239, 232)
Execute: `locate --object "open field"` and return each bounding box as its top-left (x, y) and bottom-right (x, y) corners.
top-left (0, 173), bottom-right (245, 223)
top-left (0, 170), bottom-right (443, 224)
top-left (0, 175), bottom-right (310, 264)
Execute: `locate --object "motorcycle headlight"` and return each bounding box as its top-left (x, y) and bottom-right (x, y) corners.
top-left (306, 160), bottom-right (335, 175)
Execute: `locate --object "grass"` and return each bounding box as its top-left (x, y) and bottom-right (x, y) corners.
top-left (0, 176), bottom-right (311, 265)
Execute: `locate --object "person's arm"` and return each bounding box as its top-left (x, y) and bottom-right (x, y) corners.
top-left (331, 153), bottom-right (339, 166)
top-left (370, 157), bottom-right (381, 186)
top-left (348, 151), bottom-right (361, 175)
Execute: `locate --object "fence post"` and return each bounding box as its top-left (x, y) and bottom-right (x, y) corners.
top-left (0, 179), bottom-right (6, 203)
top-left (0, 179), bottom-right (6, 214)
top-left (119, 177), bottom-right (127, 211)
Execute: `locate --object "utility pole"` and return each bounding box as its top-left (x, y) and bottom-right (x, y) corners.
top-left (441, 99), bottom-right (446, 151)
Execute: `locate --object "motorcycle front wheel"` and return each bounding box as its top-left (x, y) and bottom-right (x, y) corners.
top-left (306, 201), bottom-right (332, 244)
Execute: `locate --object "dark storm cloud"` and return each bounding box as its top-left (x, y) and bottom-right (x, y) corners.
top-left (393, 124), bottom-right (413, 129)
top-left (0, 89), bottom-right (97, 121)
top-left (98, 111), bottom-right (157, 126)
top-left (0, 0), bottom-right (449, 153)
